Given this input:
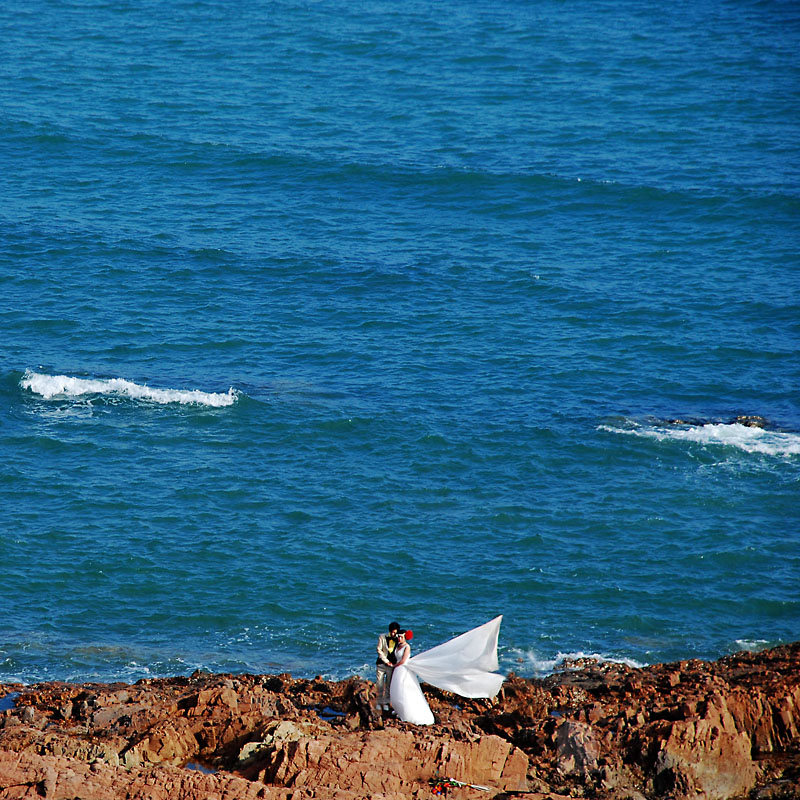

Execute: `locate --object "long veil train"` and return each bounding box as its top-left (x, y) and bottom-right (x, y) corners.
top-left (390, 616), bottom-right (504, 725)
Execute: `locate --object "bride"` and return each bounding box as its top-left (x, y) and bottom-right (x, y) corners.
top-left (389, 616), bottom-right (504, 725)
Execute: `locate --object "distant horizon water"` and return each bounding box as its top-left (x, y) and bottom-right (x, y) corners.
top-left (2, 0), bottom-right (798, 686)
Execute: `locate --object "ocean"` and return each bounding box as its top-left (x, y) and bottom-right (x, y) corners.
top-left (1, 0), bottom-right (798, 685)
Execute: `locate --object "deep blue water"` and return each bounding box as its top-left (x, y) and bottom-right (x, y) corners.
top-left (1, 0), bottom-right (799, 685)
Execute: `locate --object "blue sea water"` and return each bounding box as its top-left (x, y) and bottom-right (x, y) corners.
top-left (1, 0), bottom-right (799, 685)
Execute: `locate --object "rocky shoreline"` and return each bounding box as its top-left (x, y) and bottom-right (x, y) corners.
top-left (1, 643), bottom-right (798, 799)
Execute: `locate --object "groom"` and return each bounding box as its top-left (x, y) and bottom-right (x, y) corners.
top-left (375, 621), bottom-right (400, 710)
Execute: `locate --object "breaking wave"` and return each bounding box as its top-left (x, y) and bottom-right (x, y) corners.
top-left (509, 648), bottom-right (645, 678)
top-left (599, 420), bottom-right (800, 457)
top-left (20, 370), bottom-right (238, 407)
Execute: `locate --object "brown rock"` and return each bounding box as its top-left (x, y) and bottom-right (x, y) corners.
top-left (0, 749), bottom-right (283, 800)
top-left (257, 727), bottom-right (527, 795)
top-left (121, 717), bottom-right (199, 767)
top-left (0, 643), bottom-right (797, 799)
top-left (650, 693), bottom-right (759, 799)
top-left (556, 720), bottom-right (600, 777)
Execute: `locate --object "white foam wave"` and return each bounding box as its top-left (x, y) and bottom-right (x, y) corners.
top-left (735, 639), bottom-right (770, 652)
top-left (599, 421), bottom-right (800, 457)
top-left (509, 648), bottom-right (644, 677)
top-left (21, 370), bottom-right (237, 407)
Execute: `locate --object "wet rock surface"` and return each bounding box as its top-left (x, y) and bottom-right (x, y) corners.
top-left (0, 643), bottom-right (797, 799)
top-left (663, 415), bottom-right (772, 429)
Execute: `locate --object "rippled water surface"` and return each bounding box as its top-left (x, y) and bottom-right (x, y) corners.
top-left (1, 0), bottom-right (799, 683)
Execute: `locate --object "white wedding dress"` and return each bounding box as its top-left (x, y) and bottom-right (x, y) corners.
top-left (389, 616), bottom-right (504, 725)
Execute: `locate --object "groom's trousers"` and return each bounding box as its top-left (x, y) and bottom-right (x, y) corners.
top-left (376, 663), bottom-right (393, 708)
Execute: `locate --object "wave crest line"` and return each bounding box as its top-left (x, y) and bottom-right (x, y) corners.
top-left (20, 370), bottom-right (237, 407)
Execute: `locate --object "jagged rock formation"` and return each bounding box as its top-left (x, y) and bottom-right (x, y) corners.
top-left (0, 643), bottom-right (797, 799)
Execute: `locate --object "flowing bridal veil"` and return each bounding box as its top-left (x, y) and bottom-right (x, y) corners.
top-left (390, 616), bottom-right (504, 725)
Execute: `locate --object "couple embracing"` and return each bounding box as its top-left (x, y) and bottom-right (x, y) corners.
top-left (375, 621), bottom-right (411, 711)
top-left (374, 616), bottom-right (506, 726)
